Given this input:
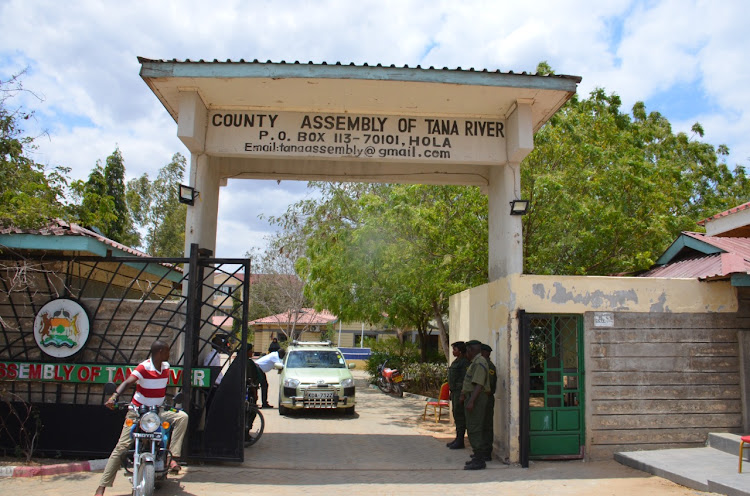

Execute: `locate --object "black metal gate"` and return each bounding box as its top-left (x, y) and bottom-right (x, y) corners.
top-left (0, 244), bottom-right (249, 461)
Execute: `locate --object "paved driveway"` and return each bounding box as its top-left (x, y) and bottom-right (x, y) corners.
top-left (0, 372), bottom-right (716, 496)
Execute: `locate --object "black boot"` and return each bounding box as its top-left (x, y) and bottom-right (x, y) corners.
top-left (448, 440), bottom-right (465, 449)
top-left (464, 458), bottom-right (486, 470)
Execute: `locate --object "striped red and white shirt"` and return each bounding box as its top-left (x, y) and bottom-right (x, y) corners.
top-left (130, 358), bottom-right (170, 407)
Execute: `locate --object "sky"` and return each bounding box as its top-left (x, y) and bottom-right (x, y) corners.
top-left (1, 0), bottom-right (747, 258)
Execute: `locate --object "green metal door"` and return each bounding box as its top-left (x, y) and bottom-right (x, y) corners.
top-left (525, 315), bottom-right (584, 459)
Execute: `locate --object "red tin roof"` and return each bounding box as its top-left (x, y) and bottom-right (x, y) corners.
top-left (250, 308), bottom-right (337, 326)
top-left (641, 231), bottom-right (750, 280)
top-left (697, 201), bottom-right (750, 226)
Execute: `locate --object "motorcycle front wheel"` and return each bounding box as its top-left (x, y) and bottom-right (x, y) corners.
top-left (376, 377), bottom-right (391, 394)
top-left (134, 461), bottom-right (155, 496)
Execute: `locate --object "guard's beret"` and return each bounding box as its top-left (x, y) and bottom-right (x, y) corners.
top-left (466, 339), bottom-right (482, 346)
top-left (480, 344), bottom-right (492, 352)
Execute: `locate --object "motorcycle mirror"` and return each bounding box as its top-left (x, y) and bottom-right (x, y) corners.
top-left (104, 382), bottom-right (117, 396)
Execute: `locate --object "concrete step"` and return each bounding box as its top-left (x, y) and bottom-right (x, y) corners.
top-left (616, 445), bottom-right (749, 496)
top-left (710, 432), bottom-right (749, 460)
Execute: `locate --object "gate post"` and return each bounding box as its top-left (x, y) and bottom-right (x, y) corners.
top-left (182, 242), bottom-right (201, 445)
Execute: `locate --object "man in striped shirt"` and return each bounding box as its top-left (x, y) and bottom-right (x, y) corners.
top-left (95, 340), bottom-right (188, 495)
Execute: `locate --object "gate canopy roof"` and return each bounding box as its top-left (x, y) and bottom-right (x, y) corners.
top-left (138, 59), bottom-right (580, 186)
top-left (139, 58), bottom-right (580, 130)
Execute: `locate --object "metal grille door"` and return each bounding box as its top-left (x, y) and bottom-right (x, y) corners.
top-left (521, 313), bottom-right (584, 462)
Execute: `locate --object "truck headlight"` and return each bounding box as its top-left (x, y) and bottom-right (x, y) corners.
top-left (140, 412), bottom-right (161, 433)
top-left (341, 378), bottom-right (354, 388)
top-left (283, 378), bottom-right (300, 388)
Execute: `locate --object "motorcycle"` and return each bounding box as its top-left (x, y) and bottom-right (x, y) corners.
top-left (104, 382), bottom-right (182, 496)
top-left (376, 360), bottom-right (404, 397)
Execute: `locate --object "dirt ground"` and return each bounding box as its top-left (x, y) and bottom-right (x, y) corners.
top-left (0, 380), bottom-right (722, 496)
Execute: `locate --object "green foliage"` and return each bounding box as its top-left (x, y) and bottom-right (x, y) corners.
top-left (363, 336), bottom-right (420, 378)
top-left (283, 182), bottom-right (486, 360)
top-left (0, 71), bottom-right (69, 228)
top-left (521, 83), bottom-right (750, 275)
top-left (126, 153), bottom-right (187, 256)
top-left (70, 147), bottom-right (139, 246)
top-left (402, 362), bottom-right (448, 398)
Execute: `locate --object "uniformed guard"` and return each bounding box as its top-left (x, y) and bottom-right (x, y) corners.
top-left (480, 343), bottom-right (497, 460)
top-left (446, 341), bottom-right (469, 449)
top-left (460, 339), bottom-right (491, 470)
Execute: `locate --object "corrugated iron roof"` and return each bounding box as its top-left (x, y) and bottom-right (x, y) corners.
top-left (250, 308), bottom-right (337, 326)
top-left (697, 201), bottom-right (750, 226)
top-left (682, 231), bottom-right (750, 261)
top-left (641, 231), bottom-right (750, 280)
top-left (641, 253), bottom-right (750, 279)
top-left (137, 57), bottom-right (583, 83)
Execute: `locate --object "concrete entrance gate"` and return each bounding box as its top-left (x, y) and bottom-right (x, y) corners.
top-left (138, 57), bottom-right (581, 463)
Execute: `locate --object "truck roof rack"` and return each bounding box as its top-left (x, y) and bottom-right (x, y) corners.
top-left (291, 340), bottom-right (333, 347)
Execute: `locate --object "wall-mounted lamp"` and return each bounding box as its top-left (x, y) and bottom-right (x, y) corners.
top-left (178, 184), bottom-right (199, 206)
top-left (509, 199), bottom-right (530, 215)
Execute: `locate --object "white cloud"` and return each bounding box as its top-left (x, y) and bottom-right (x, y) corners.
top-left (2, 0), bottom-right (748, 258)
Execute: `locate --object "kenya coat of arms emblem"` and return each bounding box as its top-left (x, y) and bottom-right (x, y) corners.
top-left (34, 299), bottom-right (90, 358)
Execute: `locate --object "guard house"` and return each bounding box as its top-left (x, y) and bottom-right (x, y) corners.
top-left (138, 58), bottom-right (582, 463)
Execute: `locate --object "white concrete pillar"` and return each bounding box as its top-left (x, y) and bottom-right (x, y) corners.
top-left (488, 164), bottom-right (523, 280)
top-left (487, 101), bottom-right (534, 281)
top-left (184, 153), bottom-right (220, 256)
top-left (176, 90), bottom-right (219, 256)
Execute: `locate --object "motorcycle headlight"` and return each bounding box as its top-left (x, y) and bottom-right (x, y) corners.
top-left (140, 412), bottom-right (161, 433)
top-left (341, 378), bottom-right (354, 388)
top-left (283, 378), bottom-right (300, 388)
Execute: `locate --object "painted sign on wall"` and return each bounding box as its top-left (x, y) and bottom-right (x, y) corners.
top-left (0, 361), bottom-right (211, 388)
top-left (207, 111), bottom-right (508, 164)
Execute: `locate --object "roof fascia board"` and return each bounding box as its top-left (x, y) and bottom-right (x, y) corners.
top-left (655, 234), bottom-right (724, 265)
top-left (139, 60), bottom-right (580, 93)
top-left (0, 234), bottom-right (107, 256)
top-left (0, 234), bottom-right (182, 284)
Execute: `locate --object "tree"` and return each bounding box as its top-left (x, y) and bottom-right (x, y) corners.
top-left (0, 70), bottom-right (69, 228)
top-left (244, 233), bottom-right (318, 342)
top-left (521, 63), bottom-right (750, 275)
top-left (103, 148), bottom-right (139, 246)
top-left (285, 182), bottom-right (487, 361)
top-left (126, 153), bottom-right (187, 256)
top-left (69, 162), bottom-right (117, 236)
top-left (69, 147), bottom-right (139, 246)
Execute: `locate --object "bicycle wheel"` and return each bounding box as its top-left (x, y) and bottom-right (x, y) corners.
top-left (245, 403), bottom-right (265, 446)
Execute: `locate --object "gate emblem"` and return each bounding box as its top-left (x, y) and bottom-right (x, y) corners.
top-left (34, 299), bottom-right (90, 358)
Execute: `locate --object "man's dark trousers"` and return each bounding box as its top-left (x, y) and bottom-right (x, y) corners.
top-left (465, 392), bottom-right (488, 457)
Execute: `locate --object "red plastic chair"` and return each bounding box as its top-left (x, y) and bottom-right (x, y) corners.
top-left (740, 435), bottom-right (750, 473)
top-left (422, 382), bottom-right (450, 423)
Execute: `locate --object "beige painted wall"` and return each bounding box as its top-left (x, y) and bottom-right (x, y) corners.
top-left (449, 274), bottom-right (738, 463)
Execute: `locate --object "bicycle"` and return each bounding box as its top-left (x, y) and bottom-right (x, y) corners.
top-left (245, 379), bottom-right (265, 446)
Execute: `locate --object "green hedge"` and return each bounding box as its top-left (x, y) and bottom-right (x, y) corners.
top-left (364, 337), bottom-right (448, 397)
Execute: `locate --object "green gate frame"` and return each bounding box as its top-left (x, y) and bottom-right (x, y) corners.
top-left (520, 311), bottom-right (585, 466)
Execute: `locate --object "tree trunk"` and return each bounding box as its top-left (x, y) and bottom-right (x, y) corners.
top-left (431, 300), bottom-right (449, 360)
top-left (417, 325), bottom-right (428, 362)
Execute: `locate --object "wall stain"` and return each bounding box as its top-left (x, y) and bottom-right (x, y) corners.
top-left (649, 292), bottom-right (671, 313)
top-left (547, 282), bottom-right (638, 309)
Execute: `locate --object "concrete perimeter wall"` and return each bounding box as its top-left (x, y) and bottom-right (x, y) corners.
top-left (450, 275), bottom-right (743, 462)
